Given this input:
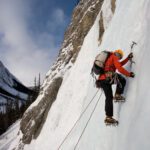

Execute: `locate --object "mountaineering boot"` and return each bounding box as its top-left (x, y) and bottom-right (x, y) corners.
top-left (104, 116), bottom-right (119, 126)
top-left (113, 94), bottom-right (125, 102)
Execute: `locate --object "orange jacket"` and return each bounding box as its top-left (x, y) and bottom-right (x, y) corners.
top-left (99, 52), bottom-right (131, 80)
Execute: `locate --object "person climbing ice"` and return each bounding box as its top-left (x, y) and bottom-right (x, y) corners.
top-left (96, 49), bottom-right (135, 125)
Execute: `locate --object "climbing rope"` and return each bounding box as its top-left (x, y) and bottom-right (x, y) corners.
top-left (91, 70), bottom-right (97, 87)
top-left (57, 89), bottom-right (100, 150)
top-left (74, 91), bottom-right (103, 150)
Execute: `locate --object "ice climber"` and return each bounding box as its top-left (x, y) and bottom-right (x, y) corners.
top-left (97, 49), bottom-right (135, 125)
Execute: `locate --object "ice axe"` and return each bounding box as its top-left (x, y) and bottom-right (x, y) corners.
top-left (130, 41), bottom-right (137, 68)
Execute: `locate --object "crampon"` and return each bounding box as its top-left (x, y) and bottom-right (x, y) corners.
top-left (113, 94), bottom-right (125, 103)
top-left (104, 117), bottom-right (119, 126)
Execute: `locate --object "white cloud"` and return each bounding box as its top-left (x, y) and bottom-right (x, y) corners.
top-left (0, 1), bottom-right (65, 86)
top-left (47, 8), bottom-right (67, 31)
top-left (52, 8), bottom-right (66, 24)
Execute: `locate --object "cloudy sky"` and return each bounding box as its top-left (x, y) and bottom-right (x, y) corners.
top-left (0, 0), bottom-right (77, 86)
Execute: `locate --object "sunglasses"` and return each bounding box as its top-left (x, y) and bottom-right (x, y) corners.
top-left (115, 52), bottom-right (123, 59)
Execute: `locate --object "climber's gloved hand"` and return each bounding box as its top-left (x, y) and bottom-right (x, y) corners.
top-left (130, 72), bottom-right (135, 78)
top-left (128, 52), bottom-right (133, 59)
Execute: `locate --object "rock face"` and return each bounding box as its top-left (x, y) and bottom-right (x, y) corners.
top-left (19, 0), bottom-right (115, 146)
top-left (20, 77), bottom-right (63, 144)
top-left (99, 12), bottom-right (105, 43)
top-left (61, 0), bottom-right (104, 63)
top-left (111, 0), bottom-right (116, 13)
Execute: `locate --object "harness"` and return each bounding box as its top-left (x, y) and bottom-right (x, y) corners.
top-left (104, 63), bottom-right (122, 87)
top-left (111, 73), bottom-right (122, 86)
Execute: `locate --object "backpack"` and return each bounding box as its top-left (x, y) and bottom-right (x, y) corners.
top-left (91, 51), bottom-right (111, 75)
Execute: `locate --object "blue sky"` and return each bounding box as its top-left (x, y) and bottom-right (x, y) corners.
top-left (0, 0), bottom-right (77, 86)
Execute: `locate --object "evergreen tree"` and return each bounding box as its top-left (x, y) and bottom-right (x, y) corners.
top-left (34, 76), bottom-right (37, 90)
top-left (38, 73), bottom-right (41, 91)
top-left (0, 73), bottom-right (41, 135)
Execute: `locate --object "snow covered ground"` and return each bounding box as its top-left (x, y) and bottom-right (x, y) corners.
top-left (1, 0), bottom-right (150, 149)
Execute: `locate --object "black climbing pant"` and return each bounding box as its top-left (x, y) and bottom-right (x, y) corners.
top-left (99, 74), bottom-right (126, 117)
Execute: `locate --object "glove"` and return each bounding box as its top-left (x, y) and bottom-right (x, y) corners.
top-left (130, 72), bottom-right (135, 78)
top-left (128, 52), bottom-right (133, 59)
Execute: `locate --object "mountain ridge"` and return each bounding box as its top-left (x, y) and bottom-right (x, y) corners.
top-left (0, 60), bottom-right (33, 104)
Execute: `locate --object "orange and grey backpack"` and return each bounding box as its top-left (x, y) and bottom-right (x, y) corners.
top-left (91, 50), bottom-right (111, 75)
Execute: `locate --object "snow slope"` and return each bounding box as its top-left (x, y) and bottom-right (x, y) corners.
top-left (3, 0), bottom-right (150, 149)
top-left (0, 120), bottom-right (20, 150)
